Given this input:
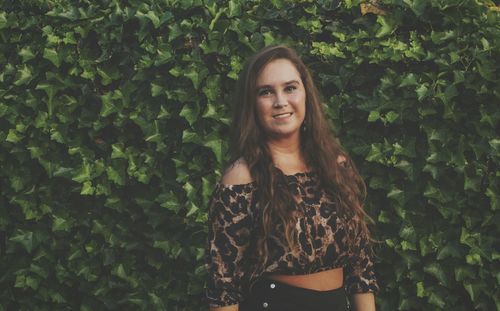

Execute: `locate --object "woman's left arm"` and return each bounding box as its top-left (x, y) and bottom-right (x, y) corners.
top-left (351, 292), bottom-right (376, 311)
top-left (343, 219), bottom-right (379, 311)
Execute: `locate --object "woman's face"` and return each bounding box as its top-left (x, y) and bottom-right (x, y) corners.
top-left (255, 58), bottom-right (306, 141)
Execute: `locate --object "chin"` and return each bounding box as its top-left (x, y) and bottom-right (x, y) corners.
top-left (267, 128), bottom-right (301, 140)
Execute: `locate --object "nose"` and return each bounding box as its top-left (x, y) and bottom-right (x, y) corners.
top-left (272, 91), bottom-right (287, 108)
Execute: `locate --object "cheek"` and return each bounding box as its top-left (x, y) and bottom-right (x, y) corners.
top-left (255, 100), bottom-right (271, 122)
top-left (291, 93), bottom-right (306, 112)
top-left (256, 99), bottom-right (271, 113)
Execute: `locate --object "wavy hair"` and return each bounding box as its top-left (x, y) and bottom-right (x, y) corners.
top-left (229, 44), bottom-right (372, 284)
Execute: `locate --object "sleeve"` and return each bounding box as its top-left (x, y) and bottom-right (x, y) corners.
top-left (344, 224), bottom-right (380, 295)
top-left (204, 183), bottom-right (256, 308)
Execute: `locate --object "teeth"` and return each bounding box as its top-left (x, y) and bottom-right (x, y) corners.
top-left (274, 113), bottom-right (292, 118)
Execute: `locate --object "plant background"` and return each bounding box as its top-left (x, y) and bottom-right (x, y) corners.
top-left (0, 0), bottom-right (499, 310)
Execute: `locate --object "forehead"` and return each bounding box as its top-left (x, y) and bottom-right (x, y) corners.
top-left (256, 58), bottom-right (301, 86)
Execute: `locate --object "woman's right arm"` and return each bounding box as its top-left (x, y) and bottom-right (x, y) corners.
top-left (205, 160), bottom-right (255, 310)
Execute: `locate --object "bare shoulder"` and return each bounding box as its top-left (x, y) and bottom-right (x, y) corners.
top-left (221, 158), bottom-right (253, 185)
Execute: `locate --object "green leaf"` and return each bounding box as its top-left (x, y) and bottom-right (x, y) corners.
top-left (52, 216), bottom-right (71, 232)
top-left (186, 202), bottom-right (199, 217)
top-left (185, 65), bottom-right (209, 90)
top-left (399, 224), bottom-right (416, 242)
top-left (155, 48), bottom-right (173, 65)
top-left (158, 192), bottom-right (181, 213)
top-left (183, 181), bottom-right (196, 201)
top-left (486, 186), bottom-right (499, 211)
top-left (9, 231), bottom-right (34, 253)
top-left (107, 164), bottom-right (126, 185)
top-left (454, 265), bottom-right (475, 281)
top-left (367, 111), bottom-right (380, 122)
top-left (202, 103), bottom-right (218, 119)
top-left (6, 129), bottom-right (23, 143)
top-left (157, 105), bottom-right (171, 119)
top-left (204, 137), bottom-right (223, 163)
top-left (385, 111), bottom-right (399, 123)
top-left (416, 281), bottom-right (425, 298)
top-left (377, 210), bottom-right (391, 223)
top-left (203, 75), bottom-right (221, 101)
top-left (437, 243), bottom-right (463, 259)
top-left (151, 83), bottom-right (164, 97)
top-left (111, 143), bottom-right (127, 159)
top-left (97, 67), bottom-right (113, 85)
top-left (394, 160), bottom-right (414, 180)
top-left (209, 9), bottom-right (225, 31)
top-left (489, 138), bottom-right (500, 153)
top-left (477, 60), bottom-right (495, 81)
top-left (179, 104), bottom-right (199, 126)
top-left (146, 11), bottom-right (161, 28)
top-left (72, 162), bottom-right (92, 183)
top-left (403, 0), bottom-right (427, 16)
top-left (480, 37), bottom-right (490, 50)
top-left (116, 264), bottom-right (127, 279)
top-left (25, 276), bottom-right (40, 290)
top-left (311, 41), bottom-right (346, 58)
top-left (466, 252), bottom-right (483, 266)
top-left (424, 263), bottom-right (448, 285)
top-left (365, 144), bottom-right (383, 162)
top-left (376, 16), bottom-right (397, 38)
top-left (0, 12), bottom-right (8, 29)
top-left (428, 291), bottom-right (446, 308)
top-left (15, 275), bottom-right (26, 288)
top-left (416, 84), bottom-right (429, 101)
top-left (271, 0), bottom-right (285, 9)
top-left (387, 187), bottom-right (405, 206)
top-left (443, 84), bottom-right (458, 103)
top-left (14, 65), bottom-right (33, 86)
top-left (43, 48), bottom-right (61, 67)
top-left (35, 82), bottom-right (57, 116)
top-left (399, 73), bottom-right (418, 87)
top-left (81, 181), bottom-right (95, 195)
top-left (464, 282), bottom-right (482, 302)
top-left (228, 0), bottom-right (242, 17)
top-left (19, 47), bottom-right (36, 62)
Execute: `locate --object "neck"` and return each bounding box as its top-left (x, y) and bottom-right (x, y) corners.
top-left (266, 134), bottom-right (307, 173)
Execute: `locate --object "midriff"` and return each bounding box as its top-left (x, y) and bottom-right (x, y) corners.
top-left (265, 267), bottom-right (343, 291)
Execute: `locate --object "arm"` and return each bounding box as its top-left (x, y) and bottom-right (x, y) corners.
top-left (209, 305), bottom-right (239, 311)
top-left (344, 222), bottom-right (379, 310)
top-left (351, 292), bottom-right (376, 311)
top-left (205, 161), bottom-right (255, 309)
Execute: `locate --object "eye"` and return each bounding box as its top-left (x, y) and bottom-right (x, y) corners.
top-left (258, 88), bottom-right (272, 96)
top-left (285, 85), bottom-right (297, 93)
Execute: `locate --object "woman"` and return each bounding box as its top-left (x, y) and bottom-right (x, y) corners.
top-left (205, 45), bottom-right (379, 311)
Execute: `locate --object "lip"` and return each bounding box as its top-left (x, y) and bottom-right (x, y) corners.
top-left (273, 112), bottom-right (293, 119)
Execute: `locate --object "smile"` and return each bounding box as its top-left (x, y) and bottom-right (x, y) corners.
top-left (273, 112), bottom-right (293, 119)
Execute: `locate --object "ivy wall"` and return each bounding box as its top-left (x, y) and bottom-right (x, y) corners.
top-left (0, 0), bottom-right (499, 310)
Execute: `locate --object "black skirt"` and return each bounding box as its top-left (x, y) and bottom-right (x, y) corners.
top-left (240, 277), bottom-right (350, 311)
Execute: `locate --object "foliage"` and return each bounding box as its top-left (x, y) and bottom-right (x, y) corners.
top-left (0, 0), bottom-right (498, 310)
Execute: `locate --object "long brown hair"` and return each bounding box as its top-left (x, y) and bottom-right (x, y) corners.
top-left (229, 44), bottom-right (372, 282)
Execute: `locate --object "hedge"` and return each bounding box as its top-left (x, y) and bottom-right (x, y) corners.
top-left (0, 0), bottom-right (498, 310)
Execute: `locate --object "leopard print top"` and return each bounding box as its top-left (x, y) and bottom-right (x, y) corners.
top-left (205, 171), bottom-right (379, 308)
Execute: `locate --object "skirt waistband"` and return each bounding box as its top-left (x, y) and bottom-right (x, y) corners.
top-left (241, 277), bottom-right (349, 311)
top-left (252, 276), bottom-right (345, 295)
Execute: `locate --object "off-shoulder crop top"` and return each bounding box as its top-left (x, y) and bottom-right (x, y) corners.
top-left (204, 171), bottom-right (379, 308)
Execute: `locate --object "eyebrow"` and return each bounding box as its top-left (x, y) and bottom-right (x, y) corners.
top-left (256, 80), bottom-right (300, 90)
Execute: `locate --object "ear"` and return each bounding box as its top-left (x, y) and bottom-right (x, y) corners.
top-left (336, 155), bottom-right (347, 167)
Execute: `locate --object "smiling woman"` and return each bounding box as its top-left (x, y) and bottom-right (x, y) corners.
top-left (255, 58), bottom-right (306, 141)
top-left (205, 45), bottom-right (378, 311)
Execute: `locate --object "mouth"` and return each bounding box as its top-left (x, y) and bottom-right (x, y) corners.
top-left (273, 112), bottom-right (293, 119)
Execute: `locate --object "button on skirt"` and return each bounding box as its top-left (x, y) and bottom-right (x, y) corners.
top-left (240, 277), bottom-right (349, 311)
